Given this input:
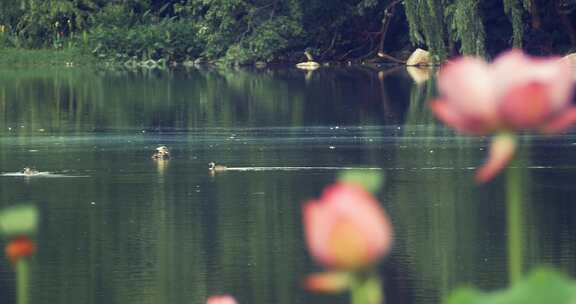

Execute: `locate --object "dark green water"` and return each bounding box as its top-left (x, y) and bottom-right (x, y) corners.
top-left (0, 66), bottom-right (576, 304)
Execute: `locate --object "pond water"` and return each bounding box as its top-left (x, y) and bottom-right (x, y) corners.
top-left (0, 66), bottom-right (575, 304)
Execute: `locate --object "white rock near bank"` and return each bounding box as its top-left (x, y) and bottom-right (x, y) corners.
top-left (406, 48), bottom-right (431, 66)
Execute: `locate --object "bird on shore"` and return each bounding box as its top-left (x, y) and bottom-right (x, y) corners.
top-left (296, 49), bottom-right (320, 70)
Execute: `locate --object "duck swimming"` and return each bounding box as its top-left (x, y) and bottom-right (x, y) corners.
top-left (208, 162), bottom-right (227, 172)
top-left (21, 167), bottom-right (39, 176)
top-left (152, 146), bottom-right (170, 160)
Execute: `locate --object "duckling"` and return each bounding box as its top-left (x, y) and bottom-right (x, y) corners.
top-left (21, 167), bottom-right (39, 176)
top-left (208, 162), bottom-right (227, 172)
top-left (296, 49), bottom-right (320, 70)
top-left (152, 146), bottom-right (170, 160)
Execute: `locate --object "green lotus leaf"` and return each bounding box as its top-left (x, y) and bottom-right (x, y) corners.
top-left (0, 205), bottom-right (38, 237)
top-left (445, 268), bottom-right (576, 304)
top-left (338, 170), bottom-right (384, 194)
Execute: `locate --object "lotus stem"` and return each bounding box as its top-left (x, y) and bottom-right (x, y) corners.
top-left (16, 259), bottom-right (29, 304)
top-left (506, 159), bottom-right (523, 285)
top-left (350, 271), bottom-right (383, 304)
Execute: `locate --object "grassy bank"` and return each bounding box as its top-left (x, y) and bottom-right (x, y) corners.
top-left (0, 48), bottom-right (95, 67)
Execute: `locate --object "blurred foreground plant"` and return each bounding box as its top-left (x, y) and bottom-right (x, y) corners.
top-left (206, 294), bottom-right (238, 304)
top-left (445, 268), bottom-right (576, 304)
top-left (430, 49), bottom-right (576, 302)
top-left (431, 49), bottom-right (576, 182)
top-left (303, 181), bottom-right (393, 304)
top-left (0, 205), bottom-right (38, 304)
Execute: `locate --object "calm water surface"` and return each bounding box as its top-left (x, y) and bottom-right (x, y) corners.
top-left (0, 66), bottom-right (575, 304)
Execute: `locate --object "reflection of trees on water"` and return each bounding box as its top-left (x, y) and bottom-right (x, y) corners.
top-left (0, 67), bottom-right (408, 303)
top-left (0, 67), bottom-right (414, 136)
top-left (0, 67), bottom-right (573, 304)
top-left (0, 67), bottom-right (419, 304)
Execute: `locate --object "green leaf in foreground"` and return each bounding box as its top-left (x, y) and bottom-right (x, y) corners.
top-left (338, 170), bottom-right (384, 194)
top-left (444, 268), bottom-right (576, 304)
top-left (0, 205), bottom-right (38, 237)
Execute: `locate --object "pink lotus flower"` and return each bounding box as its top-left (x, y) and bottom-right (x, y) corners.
top-left (303, 182), bottom-right (393, 270)
top-left (206, 295), bottom-right (237, 304)
top-left (431, 49), bottom-right (576, 182)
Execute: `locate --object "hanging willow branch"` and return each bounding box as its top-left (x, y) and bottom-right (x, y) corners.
top-left (503, 0), bottom-right (525, 48)
top-left (404, 0), bottom-right (533, 58)
top-left (447, 0), bottom-right (486, 56)
top-left (403, 0), bottom-right (447, 61)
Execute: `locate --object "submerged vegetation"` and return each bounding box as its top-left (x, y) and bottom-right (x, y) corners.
top-left (0, 0), bottom-right (575, 65)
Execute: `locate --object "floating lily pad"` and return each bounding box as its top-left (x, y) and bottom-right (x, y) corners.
top-left (0, 205), bottom-right (38, 237)
top-left (338, 170), bottom-right (384, 193)
top-left (445, 268), bottom-right (576, 304)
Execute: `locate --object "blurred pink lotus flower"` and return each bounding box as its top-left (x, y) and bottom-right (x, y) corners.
top-left (303, 182), bottom-right (393, 270)
top-left (431, 49), bottom-right (576, 182)
top-left (5, 235), bottom-right (35, 265)
top-left (206, 295), bottom-right (237, 304)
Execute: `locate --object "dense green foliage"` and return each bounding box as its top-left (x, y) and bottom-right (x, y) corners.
top-left (0, 0), bottom-right (574, 64)
top-left (90, 19), bottom-right (203, 62)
